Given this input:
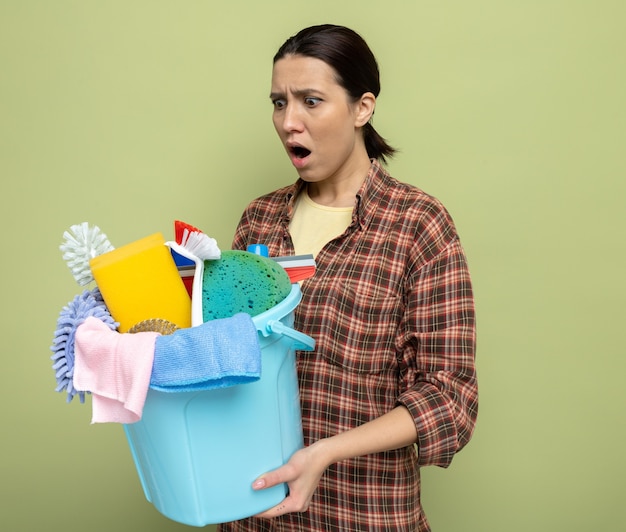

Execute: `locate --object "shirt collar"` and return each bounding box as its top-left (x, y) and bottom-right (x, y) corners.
top-left (354, 159), bottom-right (389, 230)
top-left (283, 159), bottom-right (390, 230)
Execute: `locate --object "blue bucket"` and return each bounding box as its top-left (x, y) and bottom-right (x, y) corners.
top-left (123, 284), bottom-right (314, 526)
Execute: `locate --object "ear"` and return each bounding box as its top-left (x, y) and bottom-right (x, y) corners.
top-left (354, 92), bottom-right (376, 128)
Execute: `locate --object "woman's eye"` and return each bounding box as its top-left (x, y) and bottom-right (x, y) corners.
top-left (304, 97), bottom-right (321, 107)
top-left (272, 99), bottom-right (286, 110)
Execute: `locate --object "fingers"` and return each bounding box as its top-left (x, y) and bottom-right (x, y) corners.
top-left (251, 446), bottom-right (323, 518)
top-left (252, 463), bottom-right (293, 491)
top-left (254, 500), bottom-right (289, 519)
top-left (251, 466), bottom-right (310, 518)
top-left (254, 495), bottom-right (311, 519)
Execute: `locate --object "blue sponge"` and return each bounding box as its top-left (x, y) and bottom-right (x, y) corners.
top-left (202, 250), bottom-right (291, 321)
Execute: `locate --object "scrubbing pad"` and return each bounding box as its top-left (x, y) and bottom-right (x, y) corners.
top-left (90, 233), bottom-right (191, 333)
top-left (202, 250), bottom-right (291, 322)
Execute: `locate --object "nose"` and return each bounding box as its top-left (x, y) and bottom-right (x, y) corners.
top-left (278, 103), bottom-right (304, 134)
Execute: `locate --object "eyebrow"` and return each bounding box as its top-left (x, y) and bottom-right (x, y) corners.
top-left (269, 88), bottom-right (324, 100)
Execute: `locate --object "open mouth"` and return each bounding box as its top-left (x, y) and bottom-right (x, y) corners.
top-left (290, 146), bottom-right (311, 159)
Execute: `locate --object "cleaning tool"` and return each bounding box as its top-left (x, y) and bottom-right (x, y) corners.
top-left (171, 220), bottom-right (204, 295)
top-left (165, 226), bottom-right (221, 327)
top-left (89, 233), bottom-right (191, 333)
top-left (69, 311), bottom-right (261, 422)
top-left (272, 253), bottom-right (316, 283)
top-left (73, 316), bottom-right (159, 424)
top-left (201, 250), bottom-right (292, 322)
top-left (174, 219), bottom-right (202, 245)
top-left (247, 244), bottom-right (316, 283)
top-left (51, 222), bottom-right (315, 524)
top-left (123, 283), bottom-right (316, 526)
top-left (171, 251), bottom-right (195, 297)
top-left (150, 312), bottom-right (261, 392)
top-left (60, 222), bottom-right (114, 286)
top-left (50, 287), bottom-right (118, 403)
top-left (128, 319), bottom-right (179, 335)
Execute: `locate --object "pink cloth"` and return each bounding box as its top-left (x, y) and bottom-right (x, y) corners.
top-left (74, 316), bottom-right (159, 424)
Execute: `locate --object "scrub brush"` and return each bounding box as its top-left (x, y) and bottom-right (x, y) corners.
top-left (60, 222), bottom-right (114, 285)
top-left (174, 219), bottom-right (202, 245)
top-left (166, 225), bottom-right (221, 326)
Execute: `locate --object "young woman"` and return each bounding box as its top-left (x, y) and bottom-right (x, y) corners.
top-left (220, 24), bottom-right (478, 532)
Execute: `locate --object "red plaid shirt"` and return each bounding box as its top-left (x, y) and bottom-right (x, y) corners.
top-left (220, 160), bottom-right (478, 531)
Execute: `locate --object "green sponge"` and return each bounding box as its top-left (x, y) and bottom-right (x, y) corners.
top-left (201, 250), bottom-right (292, 321)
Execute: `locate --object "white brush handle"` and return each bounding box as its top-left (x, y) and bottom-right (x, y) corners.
top-left (166, 242), bottom-right (205, 327)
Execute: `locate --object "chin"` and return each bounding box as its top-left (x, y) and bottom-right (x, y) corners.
top-left (296, 172), bottom-right (324, 183)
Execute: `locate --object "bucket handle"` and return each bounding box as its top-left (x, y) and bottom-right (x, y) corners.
top-left (265, 320), bottom-right (315, 351)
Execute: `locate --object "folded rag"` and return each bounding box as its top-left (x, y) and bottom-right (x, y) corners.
top-left (74, 316), bottom-right (158, 424)
top-left (150, 312), bottom-right (261, 392)
top-left (73, 313), bottom-right (262, 423)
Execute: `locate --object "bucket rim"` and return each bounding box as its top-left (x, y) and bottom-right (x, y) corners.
top-left (252, 284), bottom-right (301, 334)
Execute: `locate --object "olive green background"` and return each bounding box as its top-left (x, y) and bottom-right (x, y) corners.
top-left (1, 1), bottom-right (624, 531)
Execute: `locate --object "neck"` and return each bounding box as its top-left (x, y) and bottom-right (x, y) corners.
top-left (307, 154), bottom-right (371, 208)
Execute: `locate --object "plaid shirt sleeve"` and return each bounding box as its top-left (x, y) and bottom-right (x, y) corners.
top-left (397, 228), bottom-right (477, 467)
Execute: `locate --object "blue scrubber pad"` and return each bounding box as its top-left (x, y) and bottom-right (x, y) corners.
top-left (202, 250), bottom-right (291, 321)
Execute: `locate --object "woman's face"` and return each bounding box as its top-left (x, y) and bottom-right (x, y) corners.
top-left (270, 55), bottom-right (373, 186)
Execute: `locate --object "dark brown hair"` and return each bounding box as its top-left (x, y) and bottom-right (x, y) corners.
top-left (274, 24), bottom-right (396, 163)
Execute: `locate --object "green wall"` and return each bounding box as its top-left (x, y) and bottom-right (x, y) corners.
top-left (2, 1), bottom-right (624, 530)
